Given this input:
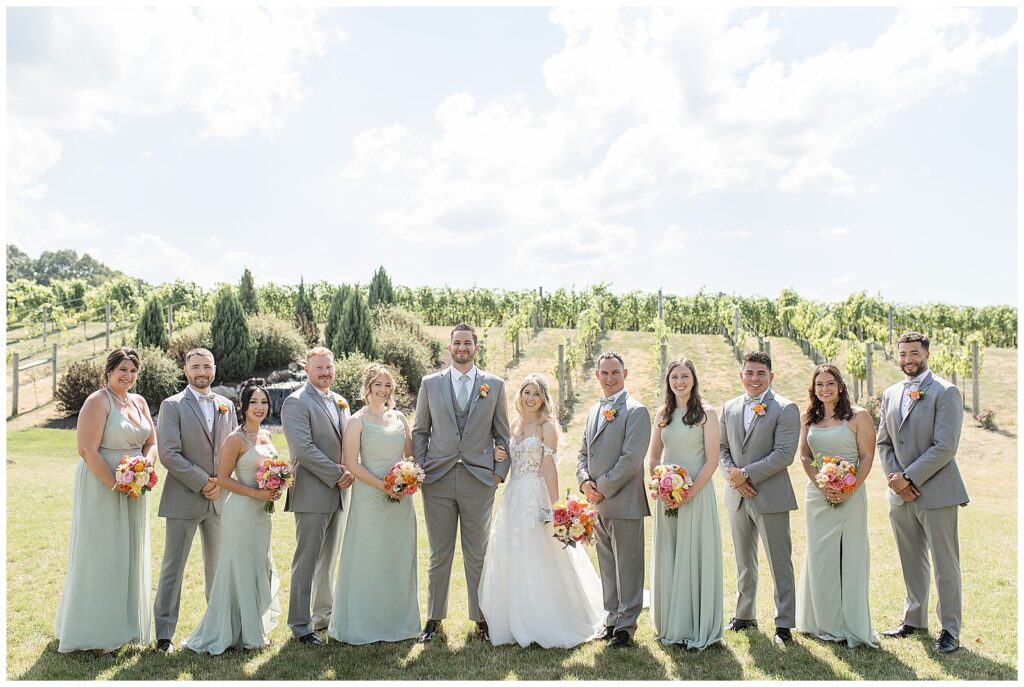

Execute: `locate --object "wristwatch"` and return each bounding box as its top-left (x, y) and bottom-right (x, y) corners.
top-left (901, 472), bottom-right (913, 485)
top-left (740, 468), bottom-right (749, 481)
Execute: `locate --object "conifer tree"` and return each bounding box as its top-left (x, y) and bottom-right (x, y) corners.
top-left (368, 266), bottom-right (394, 308)
top-left (211, 287), bottom-right (256, 382)
top-left (238, 267), bottom-right (259, 315)
top-left (337, 286), bottom-right (375, 358)
top-left (324, 284), bottom-right (351, 355)
top-left (136, 297), bottom-right (169, 350)
top-left (294, 277), bottom-right (318, 346)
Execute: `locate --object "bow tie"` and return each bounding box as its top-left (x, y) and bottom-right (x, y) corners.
top-left (743, 395), bottom-right (761, 405)
top-left (196, 393), bottom-right (214, 403)
top-left (321, 392), bottom-right (332, 401)
top-left (903, 379), bottom-right (921, 388)
top-left (599, 396), bottom-right (617, 404)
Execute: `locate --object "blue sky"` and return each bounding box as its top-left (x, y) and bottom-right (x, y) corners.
top-left (6, 6), bottom-right (1017, 306)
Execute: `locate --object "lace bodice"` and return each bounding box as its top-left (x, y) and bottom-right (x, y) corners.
top-left (508, 435), bottom-right (557, 480)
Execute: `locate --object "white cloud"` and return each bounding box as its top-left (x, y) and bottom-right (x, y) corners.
top-left (515, 218), bottom-right (637, 273)
top-left (340, 123), bottom-right (425, 181)
top-left (660, 226), bottom-right (690, 256)
top-left (829, 272), bottom-right (857, 285)
top-left (7, 119), bottom-right (63, 200)
top-left (819, 225), bottom-right (850, 237)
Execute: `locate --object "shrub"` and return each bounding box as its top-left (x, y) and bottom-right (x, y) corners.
top-left (211, 287), bottom-right (256, 383)
top-left (426, 339), bottom-right (445, 367)
top-left (294, 277), bottom-right (318, 347)
top-left (249, 314), bottom-right (307, 371)
top-left (332, 352), bottom-right (412, 413)
top-left (375, 324), bottom-right (432, 394)
top-left (135, 347), bottom-right (184, 411)
top-left (55, 360), bottom-right (104, 416)
top-left (167, 322), bottom-right (213, 367)
top-left (136, 297), bottom-right (169, 350)
top-left (975, 408), bottom-right (997, 431)
top-left (860, 394), bottom-right (882, 426)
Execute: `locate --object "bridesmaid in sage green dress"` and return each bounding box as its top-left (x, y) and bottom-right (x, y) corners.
top-left (796, 364), bottom-right (879, 648)
top-left (647, 358), bottom-right (724, 650)
top-left (56, 347), bottom-right (156, 653)
top-left (329, 364), bottom-right (420, 644)
top-left (186, 379), bottom-right (282, 654)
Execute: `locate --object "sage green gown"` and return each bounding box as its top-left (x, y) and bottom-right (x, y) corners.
top-left (328, 421), bottom-right (420, 644)
top-left (650, 409), bottom-right (724, 649)
top-left (185, 441), bottom-right (281, 654)
top-left (796, 421), bottom-right (878, 648)
top-left (55, 389), bottom-right (153, 652)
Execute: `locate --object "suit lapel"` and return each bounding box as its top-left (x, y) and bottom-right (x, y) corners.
top-left (741, 390), bottom-right (772, 448)
top-left (592, 393), bottom-right (626, 444)
top-left (184, 391), bottom-right (213, 445)
top-left (898, 374), bottom-right (934, 433)
top-left (439, 370), bottom-right (458, 425)
top-left (585, 403), bottom-right (600, 448)
top-left (465, 371), bottom-right (486, 424)
top-left (306, 382), bottom-right (341, 438)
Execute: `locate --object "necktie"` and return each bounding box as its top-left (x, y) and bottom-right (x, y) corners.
top-left (458, 374), bottom-right (470, 410)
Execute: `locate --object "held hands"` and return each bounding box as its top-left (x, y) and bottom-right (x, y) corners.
top-left (494, 446), bottom-right (509, 462)
top-left (825, 488), bottom-right (849, 505)
top-left (888, 472), bottom-right (920, 502)
top-left (582, 480), bottom-right (604, 504)
top-left (255, 488), bottom-right (282, 502)
top-left (336, 465), bottom-right (356, 489)
top-left (726, 467), bottom-right (757, 498)
top-left (201, 477), bottom-right (222, 501)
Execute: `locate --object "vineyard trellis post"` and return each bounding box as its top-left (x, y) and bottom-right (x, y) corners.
top-left (887, 307), bottom-right (894, 347)
top-left (167, 303), bottom-right (175, 336)
top-left (105, 304), bottom-right (111, 350)
top-left (971, 341), bottom-right (980, 413)
top-left (10, 353), bottom-right (19, 418)
top-left (42, 310), bottom-right (48, 344)
top-left (763, 339), bottom-right (771, 358)
top-left (51, 343), bottom-right (58, 396)
top-left (657, 288), bottom-right (663, 321)
top-left (866, 344), bottom-right (873, 397)
top-left (557, 344), bottom-right (565, 415)
top-left (732, 309), bottom-right (740, 342)
top-left (659, 343), bottom-right (667, 382)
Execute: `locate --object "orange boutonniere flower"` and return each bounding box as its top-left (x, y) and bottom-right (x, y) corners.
top-left (479, 384), bottom-right (490, 398)
top-left (752, 403), bottom-right (767, 416)
top-left (908, 390), bottom-right (924, 401)
top-left (602, 408), bottom-right (618, 422)
top-left (217, 404), bottom-right (229, 415)
top-left (337, 398), bottom-right (349, 410)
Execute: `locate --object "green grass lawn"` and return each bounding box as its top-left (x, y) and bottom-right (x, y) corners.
top-left (6, 332), bottom-right (1017, 680)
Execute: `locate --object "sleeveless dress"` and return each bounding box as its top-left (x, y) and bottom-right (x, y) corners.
top-left (650, 409), bottom-right (724, 649)
top-left (796, 421), bottom-right (878, 648)
top-left (185, 438), bottom-right (281, 653)
top-left (478, 435), bottom-right (605, 648)
top-left (328, 421), bottom-right (420, 643)
top-left (55, 389), bottom-right (153, 652)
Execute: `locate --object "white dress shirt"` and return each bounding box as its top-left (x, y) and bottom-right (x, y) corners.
top-left (448, 365), bottom-right (478, 409)
top-left (188, 386), bottom-right (215, 433)
top-left (743, 389), bottom-right (769, 431)
top-left (900, 369), bottom-right (932, 419)
top-left (597, 388), bottom-right (627, 432)
top-left (316, 387), bottom-right (340, 426)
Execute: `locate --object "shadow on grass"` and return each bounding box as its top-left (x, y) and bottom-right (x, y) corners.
top-left (654, 638), bottom-right (744, 680)
top-left (746, 629), bottom-right (846, 680)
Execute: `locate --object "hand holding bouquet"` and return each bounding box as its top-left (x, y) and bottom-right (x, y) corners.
top-left (812, 454), bottom-right (858, 508)
top-left (255, 455), bottom-right (294, 513)
top-left (383, 460), bottom-right (426, 503)
top-left (113, 455), bottom-right (158, 498)
top-left (550, 489), bottom-right (597, 548)
top-left (648, 464), bottom-right (694, 517)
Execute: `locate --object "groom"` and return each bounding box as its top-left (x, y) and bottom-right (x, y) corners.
top-left (876, 331), bottom-right (968, 654)
top-left (413, 323), bottom-right (510, 643)
top-left (719, 351), bottom-right (799, 646)
top-left (154, 348), bottom-right (237, 653)
top-left (576, 351), bottom-right (652, 648)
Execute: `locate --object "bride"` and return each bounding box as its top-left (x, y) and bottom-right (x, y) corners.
top-left (478, 373), bottom-right (605, 648)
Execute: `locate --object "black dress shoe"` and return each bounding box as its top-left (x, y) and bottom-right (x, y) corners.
top-left (725, 617), bottom-right (758, 631)
top-left (774, 627), bottom-right (793, 645)
top-left (933, 630), bottom-right (959, 654)
top-left (476, 621), bottom-right (490, 641)
top-left (155, 639), bottom-right (174, 654)
top-left (417, 619), bottom-right (443, 644)
top-left (295, 632), bottom-right (325, 646)
top-left (883, 623), bottom-right (926, 639)
top-left (595, 625), bottom-right (615, 641)
top-left (608, 630), bottom-right (633, 648)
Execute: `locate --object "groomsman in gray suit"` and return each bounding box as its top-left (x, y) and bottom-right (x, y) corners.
top-left (877, 331), bottom-right (968, 654)
top-left (154, 348), bottom-right (237, 653)
top-left (413, 323), bottom-right (510, 643)
top-left (576, 352), bottom-right (652, 648)
top-left (719, 351), bottom-right (800, 645)
top-left (283, 346), bottom-right (354, 645)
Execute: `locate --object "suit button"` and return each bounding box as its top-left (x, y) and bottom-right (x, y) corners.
top-left (899, 440), bottom-right (904, 445)
top-left (741, 449), bottom-right (746, 454)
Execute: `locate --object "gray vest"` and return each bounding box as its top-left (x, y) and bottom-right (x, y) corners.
top-left (447, 376), bottom-right (469, 435)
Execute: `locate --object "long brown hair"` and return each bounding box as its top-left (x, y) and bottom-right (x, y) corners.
top-left (103, 347), bottom-right (141, 384)
top-left (804, 364), bottom-right (854, 426)
top-left (655, 358), bottom-right (707, 428)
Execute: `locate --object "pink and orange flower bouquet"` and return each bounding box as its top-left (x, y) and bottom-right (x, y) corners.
top-left (812, 454), bottom-right (858, 508)
top-left (383, 460), bottom-right (426, 503)
top-left (648, 464), bottom-right (694, 517)
top-left (113, 455), bottom-right (158, 499)
top-left (255, 455), bottom-right (294, 513)
top-left (550, 489), bottom-right (597, 549)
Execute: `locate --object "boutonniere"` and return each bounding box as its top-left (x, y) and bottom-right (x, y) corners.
top-left (602, 408), bottom-right (618, 422)
top-left (908, 390), bottom-right (924, 402)
top-left (479, 384), bottom-right (490, 398)
top-left (752, 403), bottom-right (767, 416)
top-left (217, 404), bottom-right (229, 415)
top-left (337, 398), bottom-right (349, 410)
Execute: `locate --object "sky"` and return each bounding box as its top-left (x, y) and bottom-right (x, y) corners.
top-left (6, 6), bottom-right (1018, 306)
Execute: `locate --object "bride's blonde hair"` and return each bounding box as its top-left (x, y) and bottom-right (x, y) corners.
top-left (512, 373), bottom-right (553, 436)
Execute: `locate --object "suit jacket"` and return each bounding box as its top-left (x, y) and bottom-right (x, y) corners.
top-left (575, 392), bottom-right (652, 520)
top-left (157, 388), bottom-right (237, 519)
top-left (412, 368), bottom-right (511, 487)
top-left (282, 382), bottom-right (351, 514)
top-left (876, 372), bottom-right (969, 509)
top-left (719, 388), bottom-right (799, 514)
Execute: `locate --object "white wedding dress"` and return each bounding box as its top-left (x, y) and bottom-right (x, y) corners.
top-left (478, 435), bottom-right (605, 648)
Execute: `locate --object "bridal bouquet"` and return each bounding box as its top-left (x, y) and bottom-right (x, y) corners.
top-left (648, 464), bottom-right (694, 517)
top-left (383, 460), bottom-right (426, 503)
top-left (550, 489), bottom-right (597, 549)
top-left (812, 454), bottom-right (858, 508)
top-left (255, 455), bottom-right (294, 513)
top-left (113, 455), bottom-right (158, 499)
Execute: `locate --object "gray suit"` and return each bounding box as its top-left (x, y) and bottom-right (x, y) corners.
top-left (412, 367), bottom-right (510, 622)
top-left (719, 388), bottom-right (799, 628)
top-left (876, 371), bottom-right (968, 638)
top-left (154, 388), bottom-right (237, 641)
top-left (575, 392), bottom-right (652, 637)
top-left (282, 382), bottom-right (351, 637)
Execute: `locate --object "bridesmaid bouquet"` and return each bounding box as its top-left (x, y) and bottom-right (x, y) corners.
top-left (255, 456), bottom-right (294, 513)
top-left (113, 455), bottom-right (158, 499)
top-left (383, 460), bottom-right (426, 503)
top-left (812, 454), bottom-right (858, 508)
top-left (648, 464), bottom-right (694, 517)
top-left (550, 489), bottom-right (596, 549)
